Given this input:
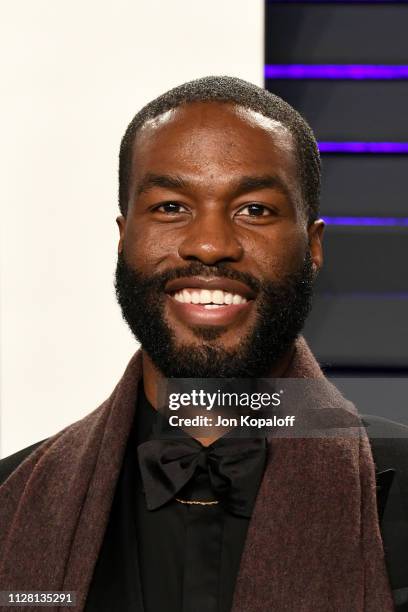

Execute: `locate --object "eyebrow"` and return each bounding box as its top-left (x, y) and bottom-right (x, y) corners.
top-left (231, 175), bottom-right (290, 199)
top-left (136, 172), bottom-right (291, 199)
top-left (136, 173), bottom-right (187, 195)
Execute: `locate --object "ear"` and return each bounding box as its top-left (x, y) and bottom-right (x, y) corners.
top-left (116, 215), bottom-right (126, 254)
top-left (307, 219), bottom-right (325, 274)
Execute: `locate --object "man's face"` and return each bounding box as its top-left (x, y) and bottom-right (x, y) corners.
top-left (115, 102), bottom-right (323, 377)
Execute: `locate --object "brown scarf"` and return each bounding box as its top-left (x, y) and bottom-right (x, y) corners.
top-left (0, 337), bottom-right (394, 611)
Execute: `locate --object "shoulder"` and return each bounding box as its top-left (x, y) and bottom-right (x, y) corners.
top-left (0, 439), bottom-right (48, 486)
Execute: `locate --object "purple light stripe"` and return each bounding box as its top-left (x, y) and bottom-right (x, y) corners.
top-left (322, 216), bottom-right (408, 226)
top-left (264, 64), bottom-right (408, 79)
top-left (318, 142), bottom-right (408, 153)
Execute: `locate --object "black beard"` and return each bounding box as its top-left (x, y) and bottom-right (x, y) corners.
top-left (114, 253), bottom-right (315, 378)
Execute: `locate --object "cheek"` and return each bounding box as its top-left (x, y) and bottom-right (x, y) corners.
top-left (244, 227), bottom-right (308, 280)
top-left (122, 220), bottom-right (180, 272)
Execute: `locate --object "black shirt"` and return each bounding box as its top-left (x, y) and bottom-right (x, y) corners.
top-left (85, 383), bottom-right (267, 612)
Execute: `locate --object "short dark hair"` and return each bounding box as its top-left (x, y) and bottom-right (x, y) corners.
top-left (118, 75), bottom-right (321, 223)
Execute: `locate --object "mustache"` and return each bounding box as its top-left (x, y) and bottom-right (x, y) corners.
top-left (116, 253), bottom-right (262, 294)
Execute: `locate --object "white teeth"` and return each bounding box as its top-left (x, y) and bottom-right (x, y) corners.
top-left (199, 289), bottom-right (212, 304)
top-left (212, 289), bottom-right (224, 305)
top-left (172, 289), bottom-right (248, 305)
top-left (182, 289), bottom-right (192, 303)
top-left (203, 304), bottom-right (222, 309)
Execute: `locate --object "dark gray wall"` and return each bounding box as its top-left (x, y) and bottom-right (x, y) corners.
top-left (265, 1), bottom-right (408, 370)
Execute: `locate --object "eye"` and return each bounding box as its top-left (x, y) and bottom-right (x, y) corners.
top-left (236, 203), bottom-right (274, 217)
top-left (153, 201), bottom-right (189, 214)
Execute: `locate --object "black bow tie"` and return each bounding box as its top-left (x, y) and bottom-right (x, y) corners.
top-left (137, 435), bottom-right (268, 518)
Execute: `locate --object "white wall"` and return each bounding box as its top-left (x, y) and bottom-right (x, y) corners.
top-left (0, 0), bottom-right (264, 457)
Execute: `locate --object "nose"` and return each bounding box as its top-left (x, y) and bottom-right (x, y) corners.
top-left (177, 210), bottom-right (244, 265)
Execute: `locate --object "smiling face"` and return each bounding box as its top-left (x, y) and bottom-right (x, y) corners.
top-left (115, 101), bottom-right (323, 377)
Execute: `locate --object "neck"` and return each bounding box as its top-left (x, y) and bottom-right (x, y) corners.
top-left (141, 344), bottom-right (296, 447)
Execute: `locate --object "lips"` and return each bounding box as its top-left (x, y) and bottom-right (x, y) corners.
top-left (165, 276), bottom-right (256, 327)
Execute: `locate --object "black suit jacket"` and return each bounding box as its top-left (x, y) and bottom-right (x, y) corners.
top-left (1, 414), bottom-right (408, 610)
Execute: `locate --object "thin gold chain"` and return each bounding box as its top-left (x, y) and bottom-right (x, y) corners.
top-left (175, 497), bottom-right (219, 506)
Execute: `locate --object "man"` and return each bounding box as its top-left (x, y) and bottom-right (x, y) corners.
top-left (0, 76), bottom-right (407, 611)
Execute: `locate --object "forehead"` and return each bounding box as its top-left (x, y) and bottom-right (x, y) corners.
top-left (130, 101), bottom-right (299, 196)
